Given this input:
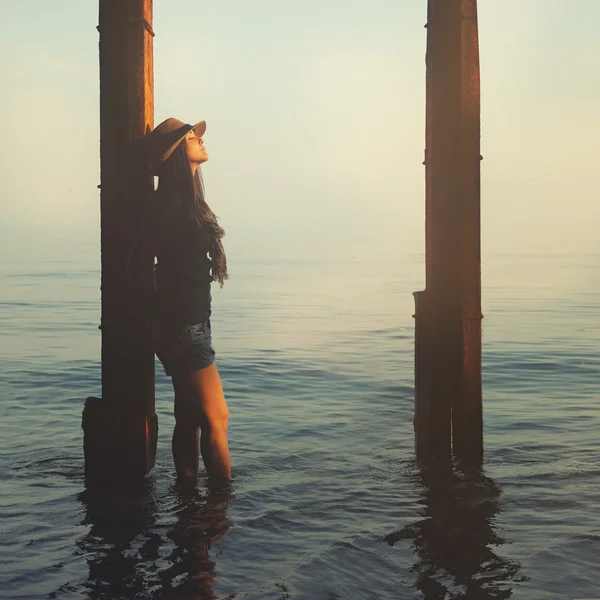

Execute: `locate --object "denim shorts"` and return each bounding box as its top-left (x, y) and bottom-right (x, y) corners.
top-left (154, 321), bottom-right (216, 377)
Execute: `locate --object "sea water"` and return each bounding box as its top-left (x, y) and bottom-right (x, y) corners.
top-left (1, 233), bottom-right (599, 599)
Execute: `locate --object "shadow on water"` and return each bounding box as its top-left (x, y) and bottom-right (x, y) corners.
top-left (76, 477), bottom-right (235, 600)
top-left (386, 460), bottom-right (527, 599)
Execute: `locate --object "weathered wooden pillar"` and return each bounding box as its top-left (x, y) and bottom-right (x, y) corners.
top-left (452, 0), bottom-right (483, 465)
top-left (82, 0), bottom-right (157, 481)
top-left (414, 0), bottom-right (483, 465)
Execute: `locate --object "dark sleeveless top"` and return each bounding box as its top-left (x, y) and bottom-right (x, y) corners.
top-left (135, 184), bottom-right (213, 327)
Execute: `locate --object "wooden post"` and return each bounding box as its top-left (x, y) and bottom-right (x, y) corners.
top-left (414, 0), bottom-right (483, 465)
top-left (82, 0), bottom-right (157, 481)
top-left (452, 0), bottom-right (483, 465)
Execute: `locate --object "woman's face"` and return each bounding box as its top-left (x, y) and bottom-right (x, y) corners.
top-left (184, 130), bottom-right (209, 167)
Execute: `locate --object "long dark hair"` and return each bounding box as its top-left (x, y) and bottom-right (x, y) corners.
top-left (156, 141), bottom-right (228, 287)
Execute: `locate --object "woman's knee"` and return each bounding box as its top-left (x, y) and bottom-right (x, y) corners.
top-left (201, 405), bottom-right (229, 434)
top-left (174, 394), bottom-right (229, 431)
top-left (173, 368), bottom-right (229, 431)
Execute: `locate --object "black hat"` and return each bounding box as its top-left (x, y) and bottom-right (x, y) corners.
top-left (142, 117), bottom-right (206, 174)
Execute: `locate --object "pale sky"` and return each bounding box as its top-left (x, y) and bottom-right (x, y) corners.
top-left (1, 0), bottom-right (599, 261)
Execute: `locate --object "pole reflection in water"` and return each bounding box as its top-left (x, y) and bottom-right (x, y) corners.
top-left (386, 461), bottom-right (527, 598)
top-left (77, 477), bottom-right (235, 600)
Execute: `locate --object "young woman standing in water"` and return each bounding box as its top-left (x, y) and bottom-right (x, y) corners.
top-left (128, 117), bottom-right (231, 481)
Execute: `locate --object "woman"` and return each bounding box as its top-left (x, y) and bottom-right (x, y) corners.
top-left (127, 117), bottom-right (231, 481)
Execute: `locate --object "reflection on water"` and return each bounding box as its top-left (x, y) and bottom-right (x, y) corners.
top-left (77, 478), bottom-right (235, 600)
top-left (386, 461), bottom-right (526, 599)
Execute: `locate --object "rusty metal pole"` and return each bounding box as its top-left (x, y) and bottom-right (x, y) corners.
top-left (413, 0), bottom-right (482, 465)
top-left (82, 0), bottom-right (156, 481)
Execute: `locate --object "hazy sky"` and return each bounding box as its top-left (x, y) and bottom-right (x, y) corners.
top-left (1, 1), bottom-right (599, 261)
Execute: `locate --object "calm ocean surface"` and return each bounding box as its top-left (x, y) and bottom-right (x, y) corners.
top-left (1, 236), bottom-right (599, 600)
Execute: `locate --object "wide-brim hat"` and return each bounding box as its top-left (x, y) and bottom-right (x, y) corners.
top-left (141, 117), bottom-right (206, 174)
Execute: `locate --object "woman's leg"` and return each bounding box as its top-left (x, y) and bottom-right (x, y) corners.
top-left (171, 377), bottom-right (200, 479)
top-left (172, 363), bottom-right (231, 479)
